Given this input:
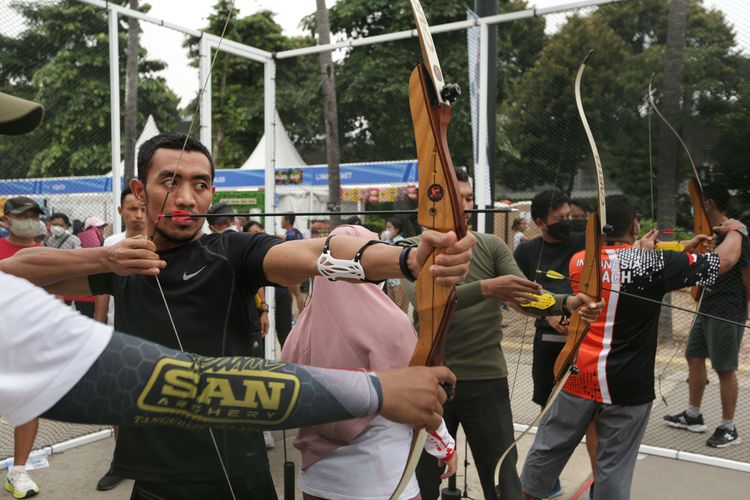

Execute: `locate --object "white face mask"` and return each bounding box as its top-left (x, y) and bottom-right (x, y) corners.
top-left (9, 217), bottom-right (39, 239)
top-left (381, 230), bottom-right (393, 241)
top-left (50, 225), bottom-right (66, 237)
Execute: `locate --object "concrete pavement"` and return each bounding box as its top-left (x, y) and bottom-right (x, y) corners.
top-left (4, 427), bottom-right (748, 499)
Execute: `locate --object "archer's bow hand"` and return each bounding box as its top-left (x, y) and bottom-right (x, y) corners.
top-left (568, 293), bottom-right (605, 324)
top-left (106, 235), bottom-right (166, 277)
top-left (377, 366), bottom-right (457, 433)
top-left (479, 275), bottom-right (544, 304)
top-left (411, 231), bottom-right (476, 286)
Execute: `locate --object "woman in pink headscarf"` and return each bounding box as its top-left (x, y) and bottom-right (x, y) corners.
top-left (281, 224), bottom-right (457, 500)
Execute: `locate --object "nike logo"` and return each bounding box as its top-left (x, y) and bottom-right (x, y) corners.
top-left (182, 266), bottom-right (207, 281)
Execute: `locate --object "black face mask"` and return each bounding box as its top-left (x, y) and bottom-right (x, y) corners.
top-left (547, 220), bottom-right (572, 241)
top-left (569, 219), bottom-right (587, 234)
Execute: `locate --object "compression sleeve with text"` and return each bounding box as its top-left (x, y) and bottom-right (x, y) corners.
top-left (43, 331), bottom-right (382, 430)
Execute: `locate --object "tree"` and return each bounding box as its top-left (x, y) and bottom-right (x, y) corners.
top-left (315, 0), bottom-right (342, 221)
top-left (0, 0), bottom-right (180, 178)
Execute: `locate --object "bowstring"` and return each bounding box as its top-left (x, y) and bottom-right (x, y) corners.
top-left (150, 2), bottom-right (239, 498)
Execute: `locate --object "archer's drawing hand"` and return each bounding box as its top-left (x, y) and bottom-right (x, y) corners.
top-left (377, 366), bottom-right (456, 432)
top-left (683, 234), bottom-right (712, 252)
top-left (480, 275), bottom-right (543, 304)
top-left (634, 229), bottom-right (659, 249)
top-left (107, 235), bottom-right (165, 276)
top-left (568, 293), bottom-right (604, 323)
top-left (411, 231), bottom-right (476, 286)
top-left (714, 218), bottom-right (747, 236)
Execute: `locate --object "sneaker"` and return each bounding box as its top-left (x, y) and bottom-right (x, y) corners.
top-left (264, 430), bottom-right (276, 449)
top-left (96, 468), bottom-right (125, 491)
top-left (545, 478), bottom-right (562, 498)
top-left (663, 411), bottom-right (707, 432)
top-left (5, 468), bottom-right (39, 499)
top-left (706, 426), bottom-right (742, 448)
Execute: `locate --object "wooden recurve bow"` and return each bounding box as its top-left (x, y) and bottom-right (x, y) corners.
top-left (388, 1), bottom-right (466, 498)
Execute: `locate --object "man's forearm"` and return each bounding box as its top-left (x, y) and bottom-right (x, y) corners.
top-left (266, 236), bottom-right (403, 286)
top-left (0, 246), bottom-right (109, 287)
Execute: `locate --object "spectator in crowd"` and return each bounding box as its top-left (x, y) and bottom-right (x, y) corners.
top-left (45, 212), bottom-right (81, 250)
top-left (277, 214), bottom-right (306, 347)
top-left (402, 169), bottom-right (602, 500)
top-left (207, 202), bottom-right (240, 233)
top-left (243, 219), bottom-right (264, 233)
top-left (0, 196), bottom-right (44, 499)
top-left (382, 216), bottom-right (411, 313)
top-left (78, 216), bottom-right (107, 248)
top-left (664, 184), bottom-right (750, 448)
top-left (281, 223), bottom-right (457, 499)
top-left (512, 217), bottom-right (530, 249)
top-left (513, 188), bottom-right (586, 498)
top-left (93, 186), bottom-right (146, 491)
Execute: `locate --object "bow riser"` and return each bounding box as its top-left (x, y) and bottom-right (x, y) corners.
top-left (553, 212), bottom-right (603, 379)
top-left (688, 177), bottom-right (711, 301)
top-left (410, 65), bottom-right (466, 237)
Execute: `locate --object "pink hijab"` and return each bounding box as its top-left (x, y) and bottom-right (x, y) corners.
top-left (280, 224), bottom-right (417, 468)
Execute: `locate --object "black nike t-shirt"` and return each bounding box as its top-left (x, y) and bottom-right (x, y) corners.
top-left (89, 231), bottom-right (282, 483)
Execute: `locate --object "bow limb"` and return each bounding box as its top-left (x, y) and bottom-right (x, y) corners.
top-left (389, 2), bottom-right (465, 498)
top-left (495, 51), bottom-right (608, 482)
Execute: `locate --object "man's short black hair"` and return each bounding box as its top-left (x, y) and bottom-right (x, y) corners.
top-left (207, 202), bottom-right (235, 225)
top-left (454, 166), bottom-right (470, 183)
top-left (605, 194), bottom-right (635, 238)
top-left (570, 198), bottom-right (592, 214)
top-left (137, 133), bottom-right (215, 185)
top-left (120, 186), bottom-right (135, 206)
top-left (702, 183), bottom-right (730, 213)
top-left (50, 212), bottom-right (71, 227)
top-left (282, 214), bottom-right (296, 226)
top-left (243, 220), bottom-right (264, 232)
top-left (531, 188), bottom-right (570, 222)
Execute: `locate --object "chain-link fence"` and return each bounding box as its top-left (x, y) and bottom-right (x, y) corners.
top-left (1, 0), bottom-right (749, 473)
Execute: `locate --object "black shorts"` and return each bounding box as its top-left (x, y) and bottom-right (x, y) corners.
top-left (532, 332), bottom-right (566, 406)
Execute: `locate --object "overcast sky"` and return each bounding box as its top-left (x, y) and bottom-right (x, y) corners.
top-left (136, 0), bottom-right (748, 107)
top-left (1, 1), bottom-right (746, 106)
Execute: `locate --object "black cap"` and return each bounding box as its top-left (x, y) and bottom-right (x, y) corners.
top-left (207, 202), bottom-right (236, 225)
top-left (4, 197), bottom-right (43, 216)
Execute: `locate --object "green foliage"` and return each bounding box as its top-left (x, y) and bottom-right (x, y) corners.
top-left (497, 0), bottom-right (742, 219)
top-left (0, 0), bottom-right (180, 178)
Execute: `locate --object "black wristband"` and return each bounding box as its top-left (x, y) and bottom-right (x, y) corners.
top-left (560, 295), bottom-right (573, 318)
top-left (399, 245), bottom-right (418, 282)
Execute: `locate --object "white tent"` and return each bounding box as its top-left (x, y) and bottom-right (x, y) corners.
top-left (108, 115), bottom-right (161, 176)
top-left (240, 111), bottom-right (306, 170)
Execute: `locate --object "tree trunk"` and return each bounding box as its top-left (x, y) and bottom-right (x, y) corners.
top-left (315, 0), bottom-right (341, 227)
top-left (123, 0), bottom-right (139, 186)
top-left (656, 0), bottom-right (689, 341)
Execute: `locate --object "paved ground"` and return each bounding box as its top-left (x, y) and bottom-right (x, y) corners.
top-left (4, 427), bottom-right (748, 499)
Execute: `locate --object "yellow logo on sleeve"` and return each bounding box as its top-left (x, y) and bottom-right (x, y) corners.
top-left (137, 358), bottom-right (300, 425)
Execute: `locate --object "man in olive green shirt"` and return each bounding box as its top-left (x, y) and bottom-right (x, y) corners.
top-left (403, 169), bottom-right (601, 500)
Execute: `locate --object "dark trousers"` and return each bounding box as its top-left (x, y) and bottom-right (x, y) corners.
top-left (275, 288), bottom-right (292, 348)
top-left (416, 378), bottom-right (522, 500)
top-left (75, 301), bottom-right (95, 319)
top-left (130, 473), bottom-right (277, 500)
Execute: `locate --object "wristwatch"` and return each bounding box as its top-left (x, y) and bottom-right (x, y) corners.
top-left (733, 226), bottom-right (748, 238)
top-left (259, 301), bottom-right (269, 313)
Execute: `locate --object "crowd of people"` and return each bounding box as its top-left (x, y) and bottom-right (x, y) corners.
top-left (0, 86), bottom-right (748, 500)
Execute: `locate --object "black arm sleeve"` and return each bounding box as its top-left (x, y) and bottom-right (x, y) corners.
top-left (43, 331), bottom-right (382, 431)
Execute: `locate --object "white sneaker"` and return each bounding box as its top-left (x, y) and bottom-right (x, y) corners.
top-left (264, 431), bottom-right (276, 449)
top-left (5, 467), bottom-right (40, 499)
